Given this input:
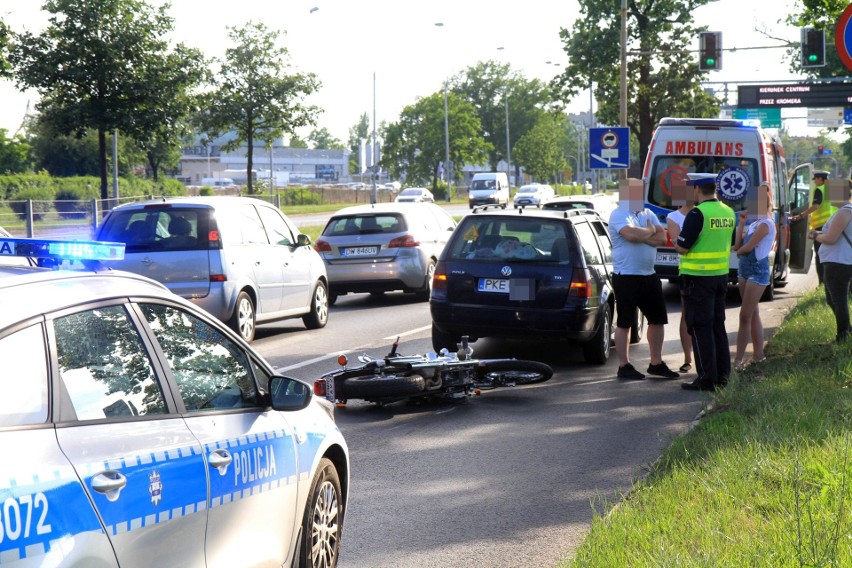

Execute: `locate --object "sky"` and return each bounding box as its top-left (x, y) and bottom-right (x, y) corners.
top-left (0, 0), bottom-right (813, 142)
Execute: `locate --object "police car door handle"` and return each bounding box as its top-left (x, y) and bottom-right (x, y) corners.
top-left (91, 471), bottom-right (127, 502)
top-left (208, 448), bottom-right (233, 476)
top-left (293, 426), bottom-right (307, 444)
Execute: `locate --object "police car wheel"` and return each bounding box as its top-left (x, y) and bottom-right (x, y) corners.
top-left (300, 458), bottom-right (343, 568)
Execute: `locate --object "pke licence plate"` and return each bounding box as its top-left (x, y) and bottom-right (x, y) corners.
top-left (478, 278), bottom-right (510, 293)
top-left (343, 246), bottom-right (378, 256)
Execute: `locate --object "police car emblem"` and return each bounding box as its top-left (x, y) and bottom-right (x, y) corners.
top-left (149, 470), bottom-right (163, 506)
top-left (716, 167), bottom-right (751, 201)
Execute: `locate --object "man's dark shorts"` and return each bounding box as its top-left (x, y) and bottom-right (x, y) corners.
top-left (612, 273), bottom-right (668, 328)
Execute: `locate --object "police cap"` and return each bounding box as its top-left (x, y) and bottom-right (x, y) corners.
top-left (685, 174), bottom-right (717, 187)
top-left (812, 170), bottom-right (829, 180)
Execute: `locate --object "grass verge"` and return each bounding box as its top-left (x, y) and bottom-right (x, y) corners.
top-left (562, 289), bottom-right (852, 567)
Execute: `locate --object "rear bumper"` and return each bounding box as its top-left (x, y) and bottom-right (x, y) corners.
top-left (326, 257), bottom-right (427, 293)
top-left (430, 300), bottom-right (597, 341)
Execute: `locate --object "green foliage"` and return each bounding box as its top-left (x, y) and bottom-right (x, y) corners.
top-left (0, 173), bottom-right (55, 200)
top-left (200, 22), bottom-right (320, 195)
top-left (513, 113), bottom-right (571, 182)
top-left (279, 187), bottom-right (321, 206)
top-left (10, 0), bottom-right (196, 200)
top-left (309, 127), bottom-right (345, 150)
top-left (552, 0), bottom-right (720, 172)
top-left (452, 60), bottom-right (553, 171)
top-left (381, 91), bottom-right (491, 188)
top-left (0, 128), bottom-right (32, 173)
top-left (9, 185), bottom-right (54, 221)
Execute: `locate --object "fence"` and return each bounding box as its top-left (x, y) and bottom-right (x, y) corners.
top-left (0, 186), bottom-right (401, 239)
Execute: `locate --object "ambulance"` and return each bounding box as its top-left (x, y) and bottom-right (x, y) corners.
top-left (641, 117), bottom-right (813, 300)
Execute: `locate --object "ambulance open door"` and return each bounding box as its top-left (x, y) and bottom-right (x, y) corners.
top-left (788, 163), bottom-right (813, 273)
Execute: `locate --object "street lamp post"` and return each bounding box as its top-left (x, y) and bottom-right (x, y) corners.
top-left (504, 94), bottom-right (511, 185)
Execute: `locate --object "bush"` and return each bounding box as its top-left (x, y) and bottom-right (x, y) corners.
top-left (9, 185), bottom-right (55, 221)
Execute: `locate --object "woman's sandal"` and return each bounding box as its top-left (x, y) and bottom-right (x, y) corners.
top-left (679, 363), bottom-right (692, 373)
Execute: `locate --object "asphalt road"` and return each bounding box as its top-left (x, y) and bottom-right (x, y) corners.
top-left (250, 269), bottom-right (817, 568)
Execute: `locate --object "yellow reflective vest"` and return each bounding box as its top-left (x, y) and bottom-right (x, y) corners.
top-left (809, 185), bottom-right (837, 230)
top-left (680, 200), bottom-right (735, 276)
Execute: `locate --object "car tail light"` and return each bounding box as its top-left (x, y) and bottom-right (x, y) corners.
top-left (210, 274), bottom-right (227, 282)
top-left (313, 379), bottom-right (327, 396)
top-left (432, 262), bottom-right (448, 291)
top-left (388, 234), bottom-right (419, 248)
top-left (314, 239), bottom-right (331, 252)
top-left (568, 268), bottom-right (592, 298)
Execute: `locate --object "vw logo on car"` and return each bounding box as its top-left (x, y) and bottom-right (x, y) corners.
top-left (501, 266), bottom-right (512, 276)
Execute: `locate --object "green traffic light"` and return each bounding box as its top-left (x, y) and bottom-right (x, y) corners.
top-left (705, 58), bottom-right (716, 66)
top-left (808, 54), bottom-right (818, 62)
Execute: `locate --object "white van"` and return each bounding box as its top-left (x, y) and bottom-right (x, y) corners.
top-left (468, 172), bottom-right (510, 209)
top-left (642, 117), bottom-right (810, 300)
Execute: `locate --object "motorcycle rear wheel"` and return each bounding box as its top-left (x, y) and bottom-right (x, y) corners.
top-left (342, 372), bottom-right (426, 400)
top-left (478, 360), bottom-right (553, 386)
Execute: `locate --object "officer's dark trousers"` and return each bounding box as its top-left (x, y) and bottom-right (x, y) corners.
top-left (682, 274), bottom-right (731, 384)
top-left (814, 236), bottom-right (824, 285)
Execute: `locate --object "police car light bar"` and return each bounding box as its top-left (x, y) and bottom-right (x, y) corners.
top-left (0, 238), bottom-right (125, 262)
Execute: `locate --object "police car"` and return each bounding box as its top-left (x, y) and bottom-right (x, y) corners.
top-left (0, 236), bottom-right (349, 567)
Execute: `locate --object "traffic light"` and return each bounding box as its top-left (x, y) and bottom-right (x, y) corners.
top-left (801, 27), bottom-right (826, 67)
top-left (699, 31), bottom-right (722, 71)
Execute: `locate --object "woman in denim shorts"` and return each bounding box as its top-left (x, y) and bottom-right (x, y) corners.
top-left (732, 184), bottom-right (776, 371)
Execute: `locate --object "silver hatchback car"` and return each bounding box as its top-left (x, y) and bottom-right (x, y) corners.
top-left (314, 202), bottom-right (456, 304)
top-left (96, 196), bottom-right (329, 342)
top-left (0, 236), bottom-right (349, 567)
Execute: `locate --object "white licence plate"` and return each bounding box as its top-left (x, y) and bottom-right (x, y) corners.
top-left (343, 246), bottom-right (378, 256)
top-left (655, 252), bottom-right (680, 265)
top-left (478, 278), bottom-right (510, 293)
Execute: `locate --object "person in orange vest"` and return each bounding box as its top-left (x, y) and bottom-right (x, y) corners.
top-left (791, 170), bottom-right (836, 285)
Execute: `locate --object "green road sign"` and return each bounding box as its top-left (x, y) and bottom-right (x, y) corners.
top-left (733, 108), bottom-right (782, 128)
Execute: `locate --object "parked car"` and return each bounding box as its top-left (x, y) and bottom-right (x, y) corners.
top-left (95, 196), bottom-right (329, 342)
top-left (0, 236), bottom-right (349, 567)
top-left (543, 193), bottom-right (617, 220)
top-left (384, 181), bottom-right (402, 191)
top-left (314, 202), bottom-right (456, 304)
top-left (513, 183), bottom-right (555, 208)
top-left (430, 208), bottom-right (641, 363)
top-left (394, 187), bottom-right (435, 203)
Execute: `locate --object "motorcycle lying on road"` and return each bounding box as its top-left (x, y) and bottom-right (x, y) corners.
top-left (314, 336), bottom-right (553, 406)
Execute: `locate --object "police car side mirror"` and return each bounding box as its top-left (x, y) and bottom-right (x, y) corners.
top-left (268, 376), bottom-right (312, 411)
top-left (296, 233), bottom-right (312, 247)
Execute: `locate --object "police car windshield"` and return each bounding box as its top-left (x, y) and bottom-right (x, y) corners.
top-left (648, 156), bottom-right (758, 211)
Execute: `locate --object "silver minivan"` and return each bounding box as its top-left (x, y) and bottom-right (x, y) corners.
top-left (96, 196), bottom-right (329, 342)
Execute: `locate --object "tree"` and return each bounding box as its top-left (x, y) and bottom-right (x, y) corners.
top-left (0, 20), bottom-right (12, 79)
top-left (0, 128), bottom-right (32, 173)
top-left (287, 133), bottom-right (309, 149)
top-left (381, 91), bottom-right (491, 190)
top-left (132, 44), bottom-right (208, 181)
top-left (551, 0), bottom-right (719, 173)
top-left (200, 22), bottom-right (320, 194)
top-left (452, 61), bottom-right (553, 172)
top-left (309, 127), bottom-right (345, 150)
top-left (513, 113), bottom-right (572, 183)
top-left (10, 0), bottom-right (198, 199)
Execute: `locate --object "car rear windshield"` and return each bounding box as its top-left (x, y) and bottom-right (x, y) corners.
top-left (543, 200), bottom-right (593, 211)
top-left (99, 208), bottom-right (210, 252)
top-left (447, 217), bottom-right (573, 263)
top-left (323, 214), bottom-right (406, 236)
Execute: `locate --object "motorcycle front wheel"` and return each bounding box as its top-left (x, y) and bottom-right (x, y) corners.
top-left (342, 372), bottom-right (426, 400)
top-left (478, 360), bottom-right (553, 387)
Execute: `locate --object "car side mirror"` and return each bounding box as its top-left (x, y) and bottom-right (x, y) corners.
top-left (268, 376), bottom-right (312, 411)
top-left (296, 233), bottom-right (312, 247)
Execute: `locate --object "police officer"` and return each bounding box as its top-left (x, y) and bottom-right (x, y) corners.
top-left (675, 175), bottom-right (736, 391)
top-left (791, 170), bottom-right (836, 285)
